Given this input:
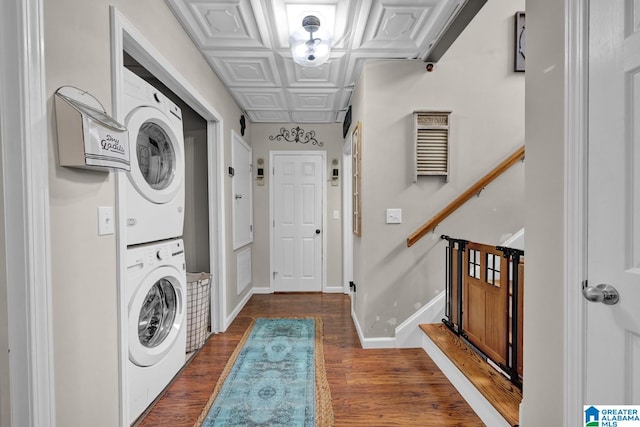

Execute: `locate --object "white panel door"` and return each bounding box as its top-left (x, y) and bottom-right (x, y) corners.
top-left (586, 0), bottom-right (640, 404)
top-left (232, 131), bottom-right (253, 249)
top-left (272, 153), bottom-right (323, 292)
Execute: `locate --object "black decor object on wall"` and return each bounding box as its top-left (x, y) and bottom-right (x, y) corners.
top-left (343, 105), bottom-right (352, 138)
top-left (269, 126), bottom-right (324, 147)
top-left (514, 12), bottom-right (525, 72)
top-left (239, 114), bottom-right (246, 136)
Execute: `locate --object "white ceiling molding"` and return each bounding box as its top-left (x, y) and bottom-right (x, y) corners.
top-left (205, 50), bottom-right (282, 87)
top-left (166, 0), bottom-right (485, 123)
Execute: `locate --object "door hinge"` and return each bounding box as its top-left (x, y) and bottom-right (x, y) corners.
top-left (250, 224), bottom-right (253, 232)
top-left (273, 271), bottom-right (277, 280)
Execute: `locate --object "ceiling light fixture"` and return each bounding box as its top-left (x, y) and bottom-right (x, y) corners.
top-left (289, 15), bottom-right (331, 67)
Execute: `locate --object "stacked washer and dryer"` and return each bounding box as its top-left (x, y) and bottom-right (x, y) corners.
top-left (121, 67), bottom-right (187, 424)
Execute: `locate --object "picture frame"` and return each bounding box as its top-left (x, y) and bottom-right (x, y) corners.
top-left (342, 105), bottom-right (352, 138)
top-left (514, 11), bottom-right (525, 72)
top-left (351, 121), bottom-right (362, 236)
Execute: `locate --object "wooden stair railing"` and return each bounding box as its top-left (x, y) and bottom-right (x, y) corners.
top-left (407, 145), bottom-right (525, 247)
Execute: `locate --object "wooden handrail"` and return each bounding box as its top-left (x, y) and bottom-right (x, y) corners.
top-left (407, 145), bottom-right (525, 247)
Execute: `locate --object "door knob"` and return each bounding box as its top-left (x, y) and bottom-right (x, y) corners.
top-left (315, 229), bottom-right (321, 234)
top-left (582, 283), bottom-right (620, 305)
top-left (235, 194), bottom-right (242, 200)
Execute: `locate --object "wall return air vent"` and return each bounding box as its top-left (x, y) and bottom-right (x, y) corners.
top-left (413, 111), bottom-right (451, 182)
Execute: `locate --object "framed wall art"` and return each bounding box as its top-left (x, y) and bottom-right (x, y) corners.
top-left (343, 105), bottom-right (352, 138)
top-left (351, 121), bottom-right (362, 236)
top-left (514, 11), bottom-right (525, 72)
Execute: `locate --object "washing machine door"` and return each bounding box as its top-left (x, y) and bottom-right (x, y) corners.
top-left (126, 107), bottom-right (184, 204)
top-left (129, 266), bottom-right (185, 367)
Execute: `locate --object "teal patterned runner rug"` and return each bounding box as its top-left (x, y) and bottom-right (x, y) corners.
top-left (194, 318), bottom-right (334, 427)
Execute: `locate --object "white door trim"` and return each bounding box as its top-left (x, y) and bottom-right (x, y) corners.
top-left (269, 150), bottom-right (327, 292)
top-left (563, 0), bottom-right (588, 424)
top-left (110, 8), bottom-right (226, 426)
top-left (0, 0), bottom-right (56, 425)
top-left (342, 136), bottom-right (353, 294)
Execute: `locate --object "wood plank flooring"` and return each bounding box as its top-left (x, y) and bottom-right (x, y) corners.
top-left (420, 323), bottom-right (522, 426)
top-left (136, 293), bottom-right (483, 426)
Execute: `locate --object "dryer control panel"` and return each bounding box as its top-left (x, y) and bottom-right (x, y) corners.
top-left (126, 239), bottom-right (184, 272)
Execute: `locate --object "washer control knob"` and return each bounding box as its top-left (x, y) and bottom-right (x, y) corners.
top-left (156, 249), bottom-right (166, 261)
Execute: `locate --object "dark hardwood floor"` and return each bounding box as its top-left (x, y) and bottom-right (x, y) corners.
top-left (136, 293), bottom-right (483, 426)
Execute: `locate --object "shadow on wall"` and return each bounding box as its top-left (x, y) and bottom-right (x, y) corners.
top-left (361, 163), bottom-right (525, 338)
top-left (365, 234), bottom-right (447, 337)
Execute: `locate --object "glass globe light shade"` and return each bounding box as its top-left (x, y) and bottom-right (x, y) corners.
top-left (289, 17), bottom-right (332, 67)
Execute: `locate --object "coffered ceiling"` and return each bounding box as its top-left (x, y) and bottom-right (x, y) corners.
top-left (166, 0), bottom-right (484, 124)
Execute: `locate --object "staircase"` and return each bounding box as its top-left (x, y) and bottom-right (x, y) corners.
top-left (403, 147), bottom-right (526, 426)
top-left (420, 323), bottom-right (521, 426)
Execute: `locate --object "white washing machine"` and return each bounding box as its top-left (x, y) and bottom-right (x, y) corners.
top-left (122, 67), bottom-right (185, 246)
top-left (126, 239), bottom-right (187, 423)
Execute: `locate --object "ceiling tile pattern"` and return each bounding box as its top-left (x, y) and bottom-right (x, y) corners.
top-left (167, 0), bottom-right (466, 123)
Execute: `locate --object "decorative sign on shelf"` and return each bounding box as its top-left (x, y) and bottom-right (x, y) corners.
top-left (269, 126), bottom-right (324, 147)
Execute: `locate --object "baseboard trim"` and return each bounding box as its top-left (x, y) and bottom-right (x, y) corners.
top-left (361, 336), bottom-right (396, 349)
top-left (251, 285), bottom-right (345, 294)
top-left (395, 291), bottom-right (445, 348)
top-left (351, 303), bottom-right (396, 349)
top-left (224, 288), bottom-right (254, 330)
top-left (421, 333), bottom-right (511, 427)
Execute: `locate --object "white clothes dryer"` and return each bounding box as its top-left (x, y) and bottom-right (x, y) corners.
top-left (126, 239), bottom-right (187, 423)
top-left (122, 67), bottom-right (185, 246)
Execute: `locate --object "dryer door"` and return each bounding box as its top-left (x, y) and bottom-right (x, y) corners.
top-left (129, 265), bottom-right (185, 367)
top-left (126, 107), bottom-right (184, 204)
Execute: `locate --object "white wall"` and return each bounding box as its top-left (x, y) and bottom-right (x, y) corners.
top-left (349, 0), bottom-right (525, 338)
top-left (251, 123), bottom-right (343, 290)
top-left (184, 129), bottom-right (211, 273)
top-left (350, 74), bottom-right (367, 324)
top-left (43, 1), bottom-right (244, 425)
top-left (0, 117), bottom-right (10, 427)
top-left (520, 0), bottom-right (566, 424)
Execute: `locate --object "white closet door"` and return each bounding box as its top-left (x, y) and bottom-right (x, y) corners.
top-left (585, 0), bottom-right (640, 406)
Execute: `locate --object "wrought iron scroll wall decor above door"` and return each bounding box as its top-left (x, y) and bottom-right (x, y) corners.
top-left (269, 126), bottom-right (325, 147)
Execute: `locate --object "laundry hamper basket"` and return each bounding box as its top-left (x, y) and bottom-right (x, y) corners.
top-left (186, 272), bottom-right (211, 353)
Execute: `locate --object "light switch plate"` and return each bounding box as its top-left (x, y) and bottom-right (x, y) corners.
top-left (386, 208), bottom-right (402, 224)
top-left (98, 206), bottom-right (114, 235)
